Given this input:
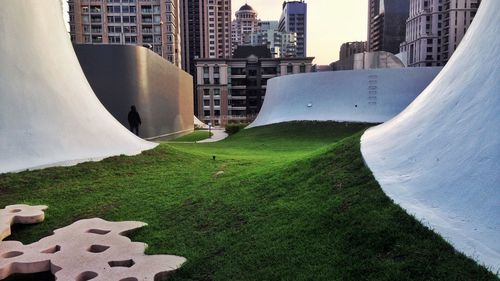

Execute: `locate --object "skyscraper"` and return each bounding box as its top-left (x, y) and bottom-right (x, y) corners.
top-left (367, 0), bottom-right (410, 54)
top-left (400, 0), bottom-right (481, 67)
top-left (179, 0), bottom-right (232, 75)
top-left (231, 4), bottom-right (259, 53)
top-left (247, 21), bottom-right (298, 58)
top-left (278, 0), bottom-right (307, 57)
top-left (68, 0), bottom-right (182, 67)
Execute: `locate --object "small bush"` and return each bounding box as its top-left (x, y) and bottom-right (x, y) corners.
top-left (225, 123), bottom-right (248, 135)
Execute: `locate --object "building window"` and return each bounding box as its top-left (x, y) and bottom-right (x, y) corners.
top-left (299, 64), bottom-right (306, 73)
top-left (287, 64), bottom-right (293, 74)
top-left (203, 66), bottom-right (209, 74)
top-left (214, 89), bottom-right (220, 96)
top-left (204, 78), bottom-right (210, 84)
top-left (203, 89), bottom-right (210, 96)
top-left (214, 65), bottom-right (220, 74)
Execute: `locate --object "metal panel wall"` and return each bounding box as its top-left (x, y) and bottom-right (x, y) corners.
top-left (74, 44), bottom-right (194, 139)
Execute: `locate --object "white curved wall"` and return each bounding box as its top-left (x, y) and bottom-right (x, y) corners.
top-left (0, 0), bottom-right (156, 174)
top-left (249, 68), bottom-right (441, 128)
top-left (361, 0), bottom-right (499, 273)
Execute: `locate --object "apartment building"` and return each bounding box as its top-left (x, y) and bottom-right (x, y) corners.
top-left (368, 0), bottom-right (410, 54)
top-left (231, 4), bottom-right (259, 53)
top-left (339, 41), bottom-right (368, 60)
top-left (247, 21), bottom-right (298, 58)
top-left (68, 0), bottom-right (181, 66)
top-left (400, 0), bottom-right (481, 66)
top-left (278, 1), bottom-right (307, 57)
top-left (195, 46), bottom-right (314, 126)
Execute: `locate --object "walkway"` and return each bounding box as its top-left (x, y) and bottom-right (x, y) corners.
top-left (197, 129), bottom-right (228, 143)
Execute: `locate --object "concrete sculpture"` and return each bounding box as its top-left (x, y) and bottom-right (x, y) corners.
top-left (0, 206), bottom-right (186, 280)
top-left (74, 44), bottom-right (195, 139)
top-left (0, 204), bottom-right (48, 241)
top-left (0, 0), bottom-right (156, 174)
top-left (361, 0), bottom-right (499, 273)
top-left (249, 67), bottom-right (441, 128)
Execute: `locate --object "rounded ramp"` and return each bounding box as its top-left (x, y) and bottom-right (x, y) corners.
top-left (249, 68), bottom-right (441, 128)
top-left (361, 0), bottom-right (500, 272)
top-left (0, 0), bottom-right (156, 173)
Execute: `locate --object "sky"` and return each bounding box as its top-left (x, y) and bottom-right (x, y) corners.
top-left (63, 1), bottom-right (368, 65)
top-left (232, 0), bottom-right (368, 64)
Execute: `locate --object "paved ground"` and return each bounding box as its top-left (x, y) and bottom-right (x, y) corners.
top-left (197, 129), bottom-right (228, 143)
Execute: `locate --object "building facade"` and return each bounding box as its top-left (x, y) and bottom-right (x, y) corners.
top-left (247, 21), bottom-right (298, 58)
top-left (339, 41), bottom-right (367, 60)
top-left (68, 0), bottom-right (182, 66)
top-left (195, 46), bottom-right (314, 126)
top-left (278, 1), bottom-right (307, 57)
top-left (400, 0), bottom-right (481, 67)
top-left (231, 4), bottom-right (259, 53)
top-left (367, 0), bottom-right (410, 54)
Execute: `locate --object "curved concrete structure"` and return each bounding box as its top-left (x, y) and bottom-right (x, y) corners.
top-left (0, 0), bottom-right (156, 174)
top-left (361, 0), bottom-right (500, 273)
top-left (74, 45), bottom-right (194, 139)
top-left (249, 67), bottom-right (441, 128)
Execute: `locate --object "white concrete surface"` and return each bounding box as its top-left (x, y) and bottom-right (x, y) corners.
top-left (361, 0), bottom-right (500, 273)
top-left (0, 217), bottom-right (186, 280)
top-left (0, 205), bottom-right (48, 241)
top-left (0, 0), bottom-right (156, 174)
top-left (194, 116), bottom-right (209, 129)
top-left (249, 67), bottom-right (441, 128)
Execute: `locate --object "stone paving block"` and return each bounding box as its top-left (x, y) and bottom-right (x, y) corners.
top-left (0, 204), bottom-right (48, 241)
top-left (0, 206), bottom-right (186, 280)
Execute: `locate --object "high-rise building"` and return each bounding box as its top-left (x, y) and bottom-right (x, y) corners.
top-left (278, 0), bottom-right (307, 57)
top-left (68, 0), bottom-right (182, 67)
top-left (247, 21), bottom-right (298, 58)
top-left (179, 0), bottom-right (205, 75)
top-left (400, 0), bottom-right (481, 67)
top-left (231, 4), bottom-right (259, 53)
top-left (367, 0), bottom-right (410, 54)
top-left (339, 41), bottom-right (367, 60)
top-left (179, 0), bottom-right (231, 74)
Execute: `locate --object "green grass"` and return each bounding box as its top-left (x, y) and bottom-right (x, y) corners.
top-left (170, 130), bottom-right (213, 142)
top-left (0, 122), bottom-right (497, 281)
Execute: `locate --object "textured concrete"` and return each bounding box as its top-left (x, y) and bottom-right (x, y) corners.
top-left (0, 0), bottom-right (156, 174)
top-left (362, 0), bottom-right (500, 273)
top-left (74, 44), bottom-right (195, 139)
top-left (0, 206), bottom-right (186, 280)
top-left (249, 67), bottom-right (441, 128)
top-left (0, 205), bottom-right (47, 241)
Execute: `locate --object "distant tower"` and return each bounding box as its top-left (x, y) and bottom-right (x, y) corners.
top-left (231, 3), bottom-right (259, 54)
top-left (367, 0), bottom-right (410, 54)
top-left (278, 0), bottom-right (307, 57)
top-left (400, 0), bottom-right (481, 67)
top-left (179, 0), bottom-right (231, 75)
top-left (68, 0), bottom-right (182, 67)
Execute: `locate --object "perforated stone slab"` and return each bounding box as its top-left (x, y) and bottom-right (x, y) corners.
top-left (0, 204), bottom-right (48, 241)
top-left (0, 207), bottom-right (186, 280)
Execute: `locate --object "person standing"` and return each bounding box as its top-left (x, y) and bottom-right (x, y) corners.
top-left (128, 105), bottom-right (142, 136)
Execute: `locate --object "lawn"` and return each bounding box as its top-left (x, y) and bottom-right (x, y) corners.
top-left (170, 130), bottom-right (213, 142)
top-left (0, 122), bottom-right (497, 281)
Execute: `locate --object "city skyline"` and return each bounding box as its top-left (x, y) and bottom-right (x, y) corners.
top-left (232, 0), bottom-right (368, 64)
top-left (63, 1), bottom-right (368, 65)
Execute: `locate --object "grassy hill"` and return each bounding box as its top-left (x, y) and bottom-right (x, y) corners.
top-left (1, 122), bottom-right (497, 281)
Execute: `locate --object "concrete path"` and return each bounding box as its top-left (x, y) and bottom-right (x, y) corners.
top-left (197, 129), bottom-right (228, 143)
